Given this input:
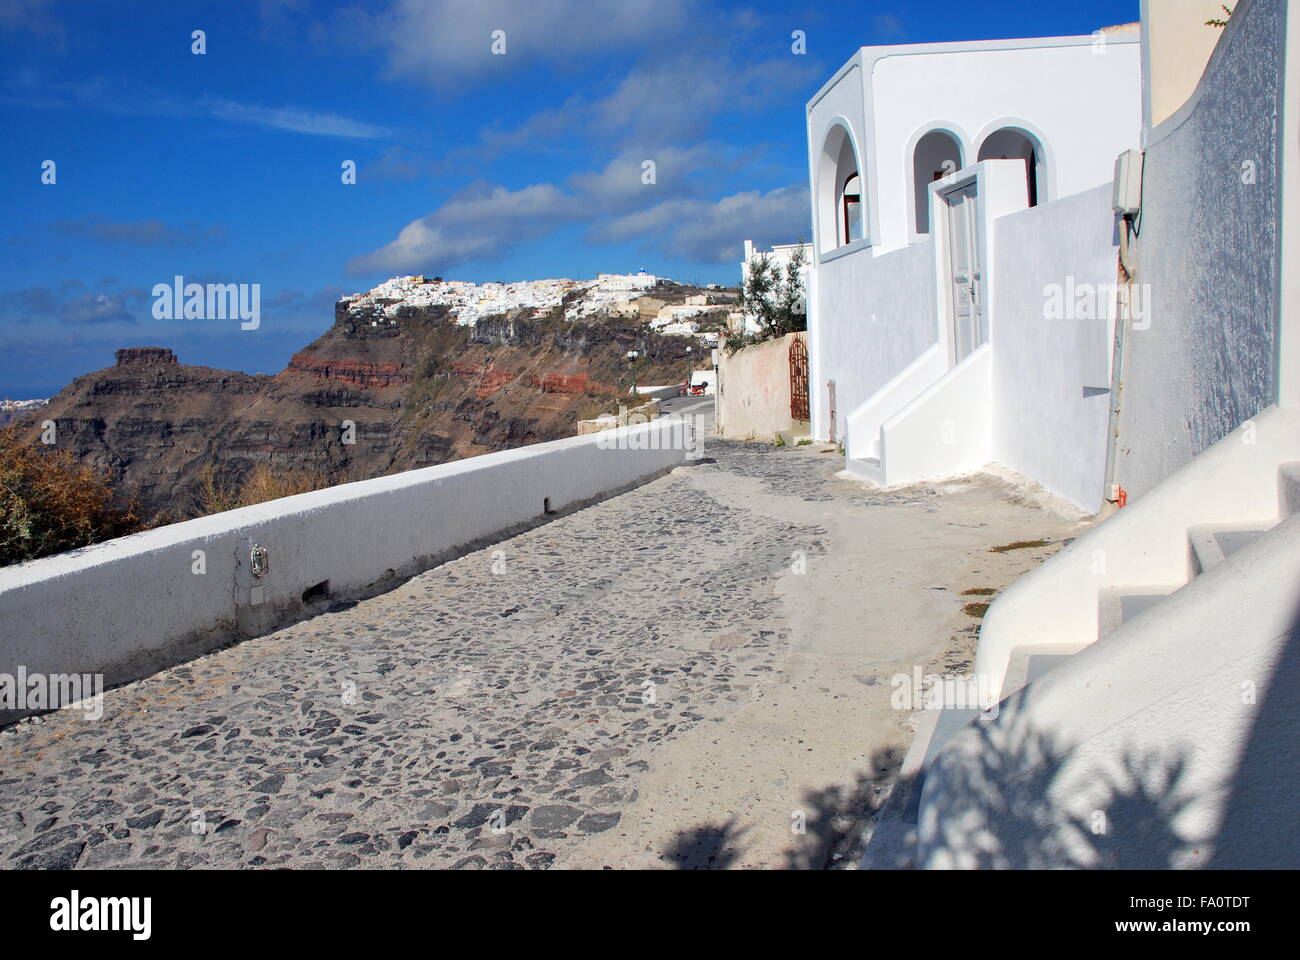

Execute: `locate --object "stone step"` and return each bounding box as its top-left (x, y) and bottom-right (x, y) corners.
top-left (1188, 523), bottom-right (1275, 576)
top-left (999, 642), bottom-right (1090, 701)
top-left (846, 456), bottom-right (883, 485)
top-left (1098, 585), bottom-right (1180, 639)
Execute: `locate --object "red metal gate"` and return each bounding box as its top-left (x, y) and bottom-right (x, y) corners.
top-left (789, 336), bottom-right (810, 422)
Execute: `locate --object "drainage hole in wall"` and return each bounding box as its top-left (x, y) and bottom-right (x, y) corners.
top-left (544, 497), bottom-right (555, 515)
top-left (302, 580), bottom-right (331, 604)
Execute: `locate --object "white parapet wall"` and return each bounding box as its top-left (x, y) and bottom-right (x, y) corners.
top-left (0, 419), bottom-right (694, 712)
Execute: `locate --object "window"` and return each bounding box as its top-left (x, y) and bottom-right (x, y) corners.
top-left (818, 124), bottom-right (865, 253)
top-left (978, 127), bottom-right (1046, 208)
top-left (843, 174), bottom-right (862, 244)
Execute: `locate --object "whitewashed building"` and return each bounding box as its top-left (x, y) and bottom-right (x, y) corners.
top-left (849, 0), bottom-right (1300, 870)
top-left (804, 27), bottom-right (1142, 511)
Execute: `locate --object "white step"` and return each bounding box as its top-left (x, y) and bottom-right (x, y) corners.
top-left (897, 707), bottom-right (982, 824)
top-left (1188, 523), bottom-right (1275, 575)
top-left (1000, 642), bottom-right (1090, 700)
top-left (846, 456), bottom-right (883, 485)
top-left (1098, 585), bottom-right (1180, 638)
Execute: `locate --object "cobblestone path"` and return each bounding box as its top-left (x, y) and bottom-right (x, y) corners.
top-left (0, 438), bottom-right (1078, 869)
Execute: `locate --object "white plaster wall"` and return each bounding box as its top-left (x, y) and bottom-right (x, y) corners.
top-left (809, 240), bottom-right (936, 443)
top-left (0, 421), bottom-right (693, 702)
top-left (867, 39), bottom-right (1141, 252)
top-left (1117, 0), bottom-right (1286, 499)
top-left (990, 184), bottom-right (1119, 512)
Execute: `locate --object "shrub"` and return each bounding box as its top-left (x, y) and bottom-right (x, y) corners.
top-left (194, 463), bottom-right (329, 516)
top-left (0, 426), bottom-right (143, 566)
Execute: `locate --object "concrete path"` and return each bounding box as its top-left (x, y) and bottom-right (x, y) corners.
top-left (0, 437), bottom-right (1081, 869)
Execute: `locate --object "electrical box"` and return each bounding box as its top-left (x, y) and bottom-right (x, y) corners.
top-left (1113, 150), bottom-right (1144, 215)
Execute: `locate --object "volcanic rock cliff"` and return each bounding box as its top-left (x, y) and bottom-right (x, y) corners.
top-left (27, 284), bottom-right (719, 521)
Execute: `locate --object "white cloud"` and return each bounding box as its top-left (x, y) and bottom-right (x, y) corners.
top-left (347, 181), bottom-right (583, 275)
top-left (473, 51), bottom-right (821, 155)
top-left (1, 73), bottom-right (392, 140)
top-left (351, 0), bottom-right (695, 88)
top-left (595, 185), bottom-right (810, 262)
top-left (207, 100), bottom-right (392, 139)
top-left (350, 173), bottom-right (809, 275)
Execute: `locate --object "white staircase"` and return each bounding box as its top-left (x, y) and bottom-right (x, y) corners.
top-left (994, 456), bottom-right (1299, 700)
top-left (858, 406), bottom-right (1300, 868)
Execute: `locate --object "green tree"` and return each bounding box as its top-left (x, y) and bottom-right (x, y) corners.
top-left (728, 241), bottom-right (808, 354)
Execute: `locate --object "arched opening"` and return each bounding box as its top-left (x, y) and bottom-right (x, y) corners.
top-left (817, 124), bottom-right (865, 253)
top-left (912, 129), bottom-right (964, 234)
top-left (978, 127), bottom-right (1045, 207)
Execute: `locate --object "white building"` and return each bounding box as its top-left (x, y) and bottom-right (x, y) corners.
top-left (595, 270), bottom-right (660, 291)
top-left (838, 0), bottom-right (1300, 870)
top-left (804, 28), bottom-right (1143, 511)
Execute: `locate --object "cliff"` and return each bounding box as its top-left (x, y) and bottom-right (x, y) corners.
top-left (25, 282), bottom-right (717, 521)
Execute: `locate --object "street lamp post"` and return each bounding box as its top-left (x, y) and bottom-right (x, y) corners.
top-left (686, 345), bottom-right (693, 389)
top-left (626, 349), bottom-right (639, 397)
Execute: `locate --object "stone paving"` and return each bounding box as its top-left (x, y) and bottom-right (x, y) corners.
top-left (0, 434), bottom-right (1078, 870)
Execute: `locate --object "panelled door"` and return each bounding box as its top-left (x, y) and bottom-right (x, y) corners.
top-left (945, 183), bottom-right (984, 364)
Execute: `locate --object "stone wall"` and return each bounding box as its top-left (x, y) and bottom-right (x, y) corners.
top-left (717, 332), bottom-right (806, 440)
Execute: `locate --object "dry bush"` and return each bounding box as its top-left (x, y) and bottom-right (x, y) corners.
top-left (238, 463), bottom-right (329, 506)
top-left (194, 462), bottom-right (330, 516)
top-left (0, 426), bottom-right (143, 566)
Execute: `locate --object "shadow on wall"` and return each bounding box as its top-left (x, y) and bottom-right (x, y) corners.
top-left (921, 599), bottom-right (1300, 868)
top-left (1208, 597), bottom-right (1300, 868)
top-left (921, 713), bottom-right (1199, 868)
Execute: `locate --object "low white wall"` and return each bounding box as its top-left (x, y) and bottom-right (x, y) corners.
top-left (920, 510), bottom-right (1300, 869)
top-left (0, 420), bottom-right (693, 705)
top-left (881, 344), bottom-right (993, 486)
top-left (990, 184), bottom-right (1118, 512)
top-left (810, 239), bottom-right (937, 443)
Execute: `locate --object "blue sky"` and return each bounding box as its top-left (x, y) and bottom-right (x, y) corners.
top-left (0, 0), bottom-right (1138, 397)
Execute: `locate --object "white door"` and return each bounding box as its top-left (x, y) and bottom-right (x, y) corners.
top-left (945, 183), bottom-right (983, 363)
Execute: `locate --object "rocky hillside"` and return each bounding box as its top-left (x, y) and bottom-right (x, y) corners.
top-left (24, 278), bottom-right (727, 522)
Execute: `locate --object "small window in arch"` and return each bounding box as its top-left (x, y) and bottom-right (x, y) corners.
top-left (843, 174), bottom-right (862, 244)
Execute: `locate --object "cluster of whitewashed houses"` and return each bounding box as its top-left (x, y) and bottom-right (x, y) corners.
top-left (781, 0), bottom-right (1299, 868)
